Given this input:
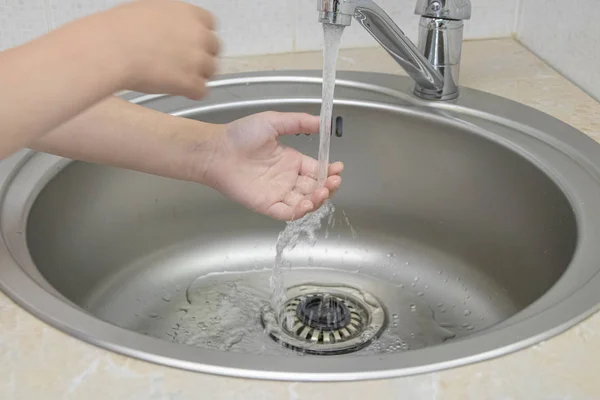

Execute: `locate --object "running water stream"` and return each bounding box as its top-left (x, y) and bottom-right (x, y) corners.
top-left (317, 23), bottom-right (345, 186)
top-left (269, 24), bottom-right (346, 316)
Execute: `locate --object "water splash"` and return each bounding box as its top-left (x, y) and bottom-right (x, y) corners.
top-left (269, 201), bottom-right (335, 314)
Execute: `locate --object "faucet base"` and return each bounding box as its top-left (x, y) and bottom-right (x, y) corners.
top-left (413, 86), bottom-right (460, 101)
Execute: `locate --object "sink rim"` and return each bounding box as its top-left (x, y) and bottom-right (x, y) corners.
top-left (1, 70), bottom-right (600, 381)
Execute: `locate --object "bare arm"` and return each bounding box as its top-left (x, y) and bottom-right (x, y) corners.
top-left (1, 1), bottom-right (342, 221)
top-left (31, 96), bottom-right (343, 221)
top-left (0, 0), bottom-right (218, 160)
top-left (0, 23), bottom-right (122, 160)
top-left (31, 96), bottom-right (219, 184)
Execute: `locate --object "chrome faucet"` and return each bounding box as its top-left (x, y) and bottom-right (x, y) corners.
top-left (318, 0), bottom-right (471, 101)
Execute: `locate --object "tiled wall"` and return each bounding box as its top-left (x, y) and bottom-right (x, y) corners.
top-left (1, 0), bottom-right (518, 56)
top-left (517, 0), bottom-right (600, 101)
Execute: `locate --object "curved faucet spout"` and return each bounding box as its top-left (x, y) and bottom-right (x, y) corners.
top-left (354, 1), bottom-right (445, 92)
top-left (317, 0), bottom-right (471, 101)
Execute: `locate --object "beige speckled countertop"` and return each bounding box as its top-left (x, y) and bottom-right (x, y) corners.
top-left (2, 38), bottom-right (600, 399)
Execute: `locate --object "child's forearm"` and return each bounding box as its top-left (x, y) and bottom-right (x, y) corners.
top-left (0, 22), bottom-right (124, 159)
top-left (0, 0), bottom-right (219, 161)
top-left (31, 96), bottom-right (221, 184)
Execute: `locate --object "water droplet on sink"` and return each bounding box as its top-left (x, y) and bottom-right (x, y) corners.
top-left (409, 304), bottom-right (416, 311)
top-left (392, 313), bottom-right (399, 319)
top-left (387, 252), bottom-right (396, 258)
top-left (464, 310), bottom-right (471, 316)
top-left (162, 295), bottom-right (172, 302)
top-left (417, 292), bottom-right (424, 297)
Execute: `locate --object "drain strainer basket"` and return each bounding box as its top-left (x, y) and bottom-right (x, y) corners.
top-left (261, 284), bottom-right (386, 355)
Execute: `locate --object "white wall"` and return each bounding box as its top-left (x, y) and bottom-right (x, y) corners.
top-left (517, 0), bottom-right (600, 101)
top-left (3, 1), bottom-right (597, 100)
top-left (1, 0), bottom-right (518, 56)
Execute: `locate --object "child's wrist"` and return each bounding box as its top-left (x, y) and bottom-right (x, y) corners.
top-left (180, 121), bottom-right (227, 187)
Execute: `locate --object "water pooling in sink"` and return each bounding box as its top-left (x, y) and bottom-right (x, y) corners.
top-left (168, 269), bottom-right (456, 356)
top-left (89, 198), bottom-right (487, 357)
top-left (88, 240), bottom-right (469, 356)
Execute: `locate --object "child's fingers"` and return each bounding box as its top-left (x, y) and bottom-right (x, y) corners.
top-left (291, 200), bottom-right (314, 220)
top-left (329, 161), bottom-right (344, 176)
top-left (325, 175), bottom-right (342, 189)
top-left (267, 112), bottom-right (320, 136)
top-left (283, 190), bottom-right (305, 208)
top-left (325, 176), bottom-right (341, 199)
top-left (301, 157), bottom-right (343, 179)
top-left (310, 187), bottom-right (329, 210)
top-left (295, 175), bottom-right (318, 195)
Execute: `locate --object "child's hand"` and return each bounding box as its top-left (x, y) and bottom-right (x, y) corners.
top-left (201, 112), bottom-right (343, 221)
top-left (82, 0), bottom-right (220, 99)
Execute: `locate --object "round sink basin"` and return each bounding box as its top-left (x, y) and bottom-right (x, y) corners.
top-left (1, 71), bottom-right (600, 381)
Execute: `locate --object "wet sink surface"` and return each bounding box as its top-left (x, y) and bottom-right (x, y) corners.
top-left (1, 71), bottom-right (600, 381)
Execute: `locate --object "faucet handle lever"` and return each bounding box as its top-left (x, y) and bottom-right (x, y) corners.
top-left (414, 0), bottom-right (471, 20)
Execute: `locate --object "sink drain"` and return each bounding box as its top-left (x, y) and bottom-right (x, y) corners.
top-left (261, 284), bottom-right (386, 355)
top-left (296, 294), bottom-right (352, 332)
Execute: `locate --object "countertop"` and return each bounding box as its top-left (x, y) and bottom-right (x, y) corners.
top-left (2, 38), bottom-right (600, 399)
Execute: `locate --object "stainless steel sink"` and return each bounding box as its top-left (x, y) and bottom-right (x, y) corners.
top-left (1, 71), bottom-right (600, 381)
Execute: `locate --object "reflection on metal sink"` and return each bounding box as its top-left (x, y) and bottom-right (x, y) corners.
top-left (1, 71), bottom-right (599, 381)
